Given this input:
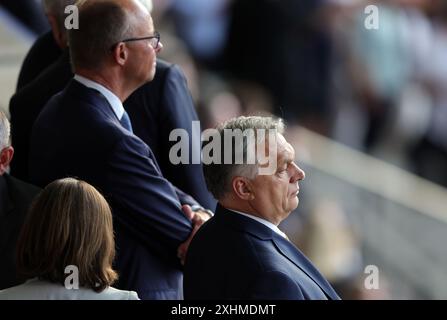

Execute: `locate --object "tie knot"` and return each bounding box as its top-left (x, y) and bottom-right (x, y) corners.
top-left (120, 111), bottom-right (133, 133)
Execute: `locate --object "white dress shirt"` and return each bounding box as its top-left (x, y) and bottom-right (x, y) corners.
top-left (230, 209), bottom-right (288, 239)
top-left (74, 74), bottom-right (124, 120)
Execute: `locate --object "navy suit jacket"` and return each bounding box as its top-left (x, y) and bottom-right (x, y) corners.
top-left (0, 174), bottom-right (40, 290)
top-left (29, 80), bottom-right (193, 299)
top-left (125, 61), bottom-right (215, 209)
top-left (11, 31), bottom-right (215, 209)
top-left (184, 204), bottom-right (340, 300)
top-left (16, 31), bottom-right (61, 91)
top-left (10, 50), bottom-right (72, 182)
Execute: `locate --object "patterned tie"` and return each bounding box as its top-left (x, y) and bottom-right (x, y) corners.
top-left (120, 110), bottom-right (133, 133)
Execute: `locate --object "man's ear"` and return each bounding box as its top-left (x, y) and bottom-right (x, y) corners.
top-left (111, 43), bottom-right (128, 66)
top-left (0, 146), bottom-right (14, 175)
top-left (232, 176), bottom-right (254, 201)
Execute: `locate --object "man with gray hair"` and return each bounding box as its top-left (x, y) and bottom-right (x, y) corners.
top-left (29, 0), bottom-right (210, 300)
top-left (0, 110), bottom-right (40, 290)
top-left (184, 116), bottom-right (340, 299)
top-left (42, 0), bottom-right (74, 48)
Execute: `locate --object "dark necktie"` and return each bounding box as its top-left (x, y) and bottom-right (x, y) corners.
top-left (120, 110), bottom-right (133, 133)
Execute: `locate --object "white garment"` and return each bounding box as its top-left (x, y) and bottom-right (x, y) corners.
top-left (230, 209), bottom-right (288, 239)
top-left (74, 75), bottom-right (125, 120)
top-left (0, 278), bottom-right (139, 300)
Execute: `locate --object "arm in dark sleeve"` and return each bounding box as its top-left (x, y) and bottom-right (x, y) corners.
top-left (174, 185), bottom-right (200, 207)
top-left (106, 135), bottom-right (193, 264)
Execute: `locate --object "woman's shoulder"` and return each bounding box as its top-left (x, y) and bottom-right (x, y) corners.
top-left (100, 286), bottom-right (140, 300)
top-left (0, 279), bottom-right (139, 300)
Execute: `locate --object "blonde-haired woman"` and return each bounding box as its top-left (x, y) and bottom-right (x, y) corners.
top-left (0, 178), bottom-right (139, 300)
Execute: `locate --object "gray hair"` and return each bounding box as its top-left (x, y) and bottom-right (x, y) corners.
top-left (0, 110), bottom-right (11, 150)
top-left (203, 116), bottom-right (285, 200)
top-left (68, 0), bottom-right (137, 71)
top-left (42, 0), bottom-right (77, 32)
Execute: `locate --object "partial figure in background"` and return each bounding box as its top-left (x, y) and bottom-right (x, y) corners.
top-left (223, 0), bottom-right (333, 134)
top-left (409, 0), bottom-right (447, 187)
top-left (0, 110), bottom-right (40, 291)
top-left (167, 0), bottom-right (231, 69)
top-left (16, 0), bottom-right (73, 90)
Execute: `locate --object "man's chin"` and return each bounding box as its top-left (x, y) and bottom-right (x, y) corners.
top-left (144, 67), bottom-right (157, 81)
top-left (283, 200), bottom-right (299, 216)
top-left (147, 72), bottom-right (155, 82)
top-left (290, 198), bottom-right (299, 211)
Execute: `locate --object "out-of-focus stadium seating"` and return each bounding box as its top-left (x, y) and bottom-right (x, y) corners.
top-left (0, 8), bottom-right (33, 116)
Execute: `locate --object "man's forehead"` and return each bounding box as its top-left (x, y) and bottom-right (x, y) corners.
top-left (277, 135), bottom-right (295, 162)
top-left (135, 10), bottom-right (154, 32)
top-left (128, 0), bottom-right (152, 23)
top-left (146, 17), bottom-right (154, 31)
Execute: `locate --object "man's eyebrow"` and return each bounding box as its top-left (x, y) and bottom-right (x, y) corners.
top-left (283, 147), bottom-right (294, 160)
top-left (285, 144), bottom-right (295, 161)
top-left (278, 153), bottom-right (292, 167)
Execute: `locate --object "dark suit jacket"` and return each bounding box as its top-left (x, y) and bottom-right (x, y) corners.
top-left (125, 61), bottom-right (215, 209)
top-left (10, 50), bottom-right (72, 182)
top-left (184, 204), bottom-right (340, 300)
top-left (11, 31), bottom-right (215, 209)
top-left (29, 80), bottom-right (193, 299)
top-left (16, 31), bottom-right (61, 91)
top-left (0, 174), bottom-right (40, 290)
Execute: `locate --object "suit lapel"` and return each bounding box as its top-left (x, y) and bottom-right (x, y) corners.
top-left (272, 234), bottom-right (340, 300)
top-left (215, 204), bottom-right (340, 300)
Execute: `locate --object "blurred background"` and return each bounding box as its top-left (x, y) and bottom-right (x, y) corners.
top-left (1, 0), bottom-right (447, 299)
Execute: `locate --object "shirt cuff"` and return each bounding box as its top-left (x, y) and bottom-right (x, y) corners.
top-left (190, 204), bottom-right (214, 217)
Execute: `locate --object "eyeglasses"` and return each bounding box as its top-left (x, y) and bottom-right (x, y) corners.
top-left (120, 31), bottom-right (161, 49)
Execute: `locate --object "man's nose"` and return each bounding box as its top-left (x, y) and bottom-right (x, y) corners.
top-left (290, 162), bottom-right (305, 182)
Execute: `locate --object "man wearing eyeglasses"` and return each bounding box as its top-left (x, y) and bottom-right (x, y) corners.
top-left (0, 111), bottom-right (40, 291)
top-left (10, 0), bottom-right (216, 211)
top-left (28, 0), bottom-right (210, 300)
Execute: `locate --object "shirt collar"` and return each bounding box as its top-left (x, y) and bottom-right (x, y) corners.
top-left (230, 209), bottom-right (288, 239)
top-left (74, 74), bottom-right (124, 120)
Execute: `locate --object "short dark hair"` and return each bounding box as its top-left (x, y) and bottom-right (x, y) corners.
top-left (68, 0), bottom-right (135, 70)
top-left (16, 178), bottom-right (118, 292)
top-left (42, 0), bottom-right (77, 33)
